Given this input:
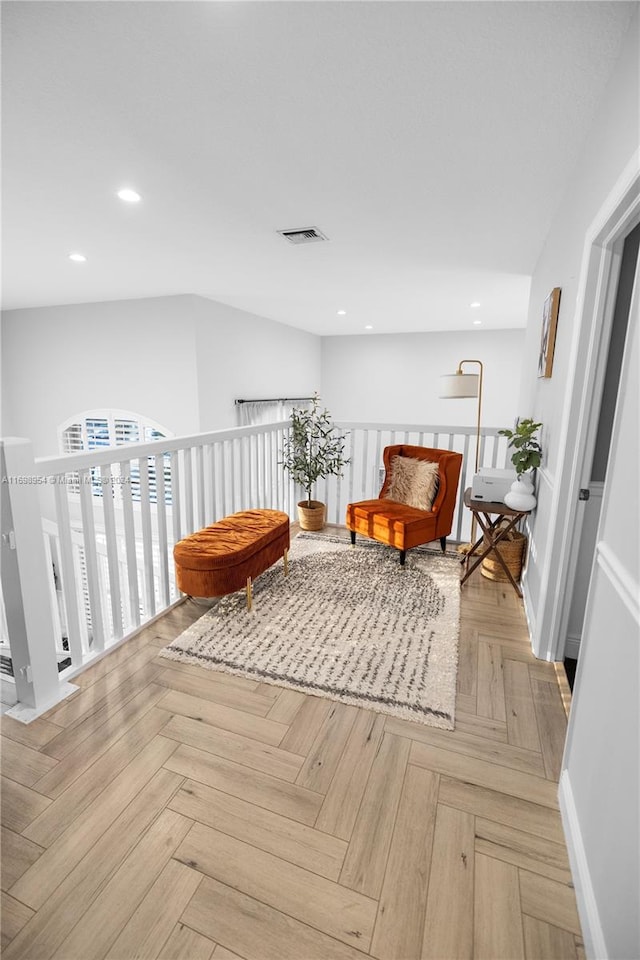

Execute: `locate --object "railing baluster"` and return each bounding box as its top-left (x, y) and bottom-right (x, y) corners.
top-left (52, 480), bottom-right (86, 667)
top-left (203, 445), bottom-right (210, 521)
top-left (183, 448), bottom-right (194, 534)
top-left (360, 430), bottom-right (369, 500)
top-left (195, 445), bottom-right (205, 529)
top-left (259, 432), bottom-right (266, 508)
top-left (373, 431), bottom-right (382, 496)
top-left (457, 435), bottom-right (471, 542)
top-left (230, 439), bottom-right (238, 513)
top-left (100, 464), bottom-right (123, 641)
top-left (138, 456), bottom-right (155, 618)
top-left (78, 468), bottom-right (105, 652)
top-left (254, 434), bottom-right (260, 508)
top-left (154, 454), bottom-right (170, 607)
top-left (224, 438), bottom-right (230, 516)
top-left (334, 471), bottom-right (342, 524)
top-left (213, 441), bottom-right (222, 519)
top-left (267, 431), bottom-right (274, 508)
top-left (170, 451), bottom-right (182, 546)
top-left (490, 435), bottom-right (499, 468)
top-left (243, 436), bottom-right (251, 509)
top-left (346, 429), bottom-right (355, 506)
top-left (120, 460), bottom-right (140, 629)
top-left (42, 531), bottom-right (65, 663)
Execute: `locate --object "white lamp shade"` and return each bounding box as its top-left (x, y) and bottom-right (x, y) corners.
top-left (439, 373), bottom-right (479, 399)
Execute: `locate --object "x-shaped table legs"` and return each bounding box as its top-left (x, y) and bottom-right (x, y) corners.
top-left (460, 510), bottom-right (524, 596)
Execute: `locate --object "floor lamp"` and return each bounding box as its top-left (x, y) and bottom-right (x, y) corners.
top-left (440, 360), bottom-right (484, 547)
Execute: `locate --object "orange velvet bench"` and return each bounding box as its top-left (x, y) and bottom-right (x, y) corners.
top-left (173, 509), bottom-right (290, 610)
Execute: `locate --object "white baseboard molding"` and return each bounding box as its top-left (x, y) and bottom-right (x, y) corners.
top-left (559, 769), bottom-right (607, 959)
top-left (521, 577), bottom-right (538, 655)
top-left (5, 597), bottom-right (188, 723)
top-left (564, 633), bottom-right (582, 660)
top-left (59, 596), bottom-right (188, 685)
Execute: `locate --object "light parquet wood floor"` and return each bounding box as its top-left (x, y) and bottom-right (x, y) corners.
top-left (0, 534), bottom-right (583, 959)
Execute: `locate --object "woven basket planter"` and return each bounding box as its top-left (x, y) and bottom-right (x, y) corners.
top-left (297, 500), bottom-right (326, 531)
top-left (481, 526), bottom-right (527, 583)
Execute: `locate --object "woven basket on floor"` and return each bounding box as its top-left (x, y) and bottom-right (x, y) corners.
top-left (481, 524), bottom-right (527, 583)
top-left (297, 500), bottom-right (326, 531)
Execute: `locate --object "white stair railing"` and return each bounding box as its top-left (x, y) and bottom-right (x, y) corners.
top-left (328, 422), bottom-right (509, 541)
top-left (1, 420), bottom-right (508, 715)
top-left (36, 421), bottom-right (296, 678)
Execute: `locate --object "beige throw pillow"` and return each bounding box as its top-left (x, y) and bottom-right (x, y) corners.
top-left (385, 456), bottom-right (439, 511)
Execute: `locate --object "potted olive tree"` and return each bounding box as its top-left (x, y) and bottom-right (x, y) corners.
top-left (499, 418), bottom-right (542, 510)
top-left (281, 395), bottom-right (349, 530)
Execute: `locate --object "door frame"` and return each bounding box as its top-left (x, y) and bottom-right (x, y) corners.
top-left (533, 151), bottom-right (640, 662)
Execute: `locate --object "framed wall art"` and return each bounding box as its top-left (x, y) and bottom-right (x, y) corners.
top-left (538, 287), bottom-right (561, 378)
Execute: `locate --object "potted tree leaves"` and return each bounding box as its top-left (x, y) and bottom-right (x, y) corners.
top-left (281, 395), bottom-right (349, 530)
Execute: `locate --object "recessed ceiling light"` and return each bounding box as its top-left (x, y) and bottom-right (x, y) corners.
top-left (117, 188), bottom-right (141, 203)
top-left (337, 310), bottom-right (347, 316)
top-left (68, 252), bottom-right (87, 262)
top-left (365, 324), bottom-right (373, 330)
top-left (473, 319), bottom-right (482, 325)
top-left (470, 302), bottom-right (481, 308)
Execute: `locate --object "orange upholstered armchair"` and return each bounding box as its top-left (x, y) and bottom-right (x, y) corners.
top-left (346, 445), bottom-right (463, 565)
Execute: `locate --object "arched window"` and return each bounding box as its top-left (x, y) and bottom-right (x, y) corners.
top-left (58, 409), bottom-right (173, 503)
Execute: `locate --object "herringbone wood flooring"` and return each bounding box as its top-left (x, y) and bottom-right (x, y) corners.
top-left (0, 532), bottom-right (582, 959)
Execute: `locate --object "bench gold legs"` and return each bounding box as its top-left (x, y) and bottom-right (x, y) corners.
top-left (246, 548), bottom-right (289, 611)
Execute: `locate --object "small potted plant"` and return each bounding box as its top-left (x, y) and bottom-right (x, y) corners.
top-left (281, 395), bottom-right (349, 530)
top-left (499, 418), bottom-right (542, 510)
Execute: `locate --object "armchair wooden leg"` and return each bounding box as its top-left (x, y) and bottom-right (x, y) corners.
top-left (399, 550), bottom-right (406, 565)
top-left (440, 536), bottom-right (447, 553)
top-left (350, 530), bottom-right (356, 545)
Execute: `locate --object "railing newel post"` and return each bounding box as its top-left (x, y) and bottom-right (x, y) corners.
top-left (1, 439), bottom-right (77, 719)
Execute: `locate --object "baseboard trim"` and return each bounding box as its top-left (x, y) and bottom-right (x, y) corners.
top-left (553, 662), bottom-right (573, 718)
top-left (521, 577), bottom-right (537, 654)
top-left (559, 769), bottom-right (607, 960)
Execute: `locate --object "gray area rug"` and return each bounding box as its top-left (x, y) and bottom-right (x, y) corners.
top-left (160, 533), bottom-right (461, 728)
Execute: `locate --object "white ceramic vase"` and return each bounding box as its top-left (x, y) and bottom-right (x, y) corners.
top-left (504, 474), bottom-right (537, 511)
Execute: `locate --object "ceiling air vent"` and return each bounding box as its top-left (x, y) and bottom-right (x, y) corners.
top-left (278, 227), bottom-right (329, 245)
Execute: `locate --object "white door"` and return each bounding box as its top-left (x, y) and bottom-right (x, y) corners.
top-left (564, 222), bottom-right (640, 660)
top-left (559, 259), bottom-right (639, 958)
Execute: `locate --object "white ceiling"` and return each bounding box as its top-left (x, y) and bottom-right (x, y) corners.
top-left (1, 1), bottom-right (636, 335)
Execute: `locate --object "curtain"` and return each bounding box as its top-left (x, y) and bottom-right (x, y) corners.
top-left (236, 399), bottom-right (310, 427)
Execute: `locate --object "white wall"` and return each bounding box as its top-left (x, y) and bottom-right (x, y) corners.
top-left (1, 294), bottom-right (321, 457)
top-left (517, 11), bottom-right (639, 959)
top-left (519, 12), bottom-right (639, 637)
top-left (561, 302), bottom-right (639, 960)
top-left (321, 329), bottom-right (525, 429)
top-left (191, 296), bottom-right (321, 432)
top-left (1, 295), bottom-right (200, 456)
top-left (520, 10), bottom-right (639, 650)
